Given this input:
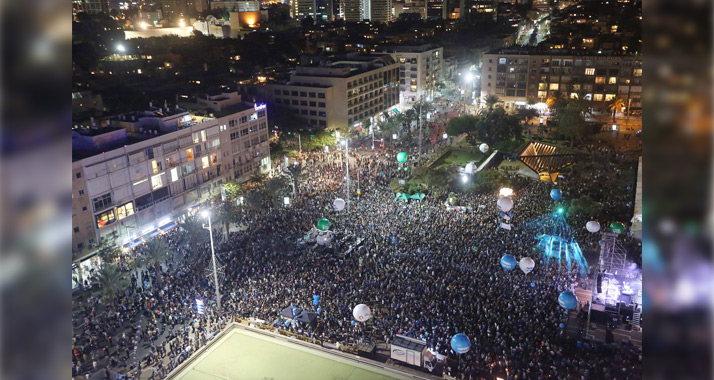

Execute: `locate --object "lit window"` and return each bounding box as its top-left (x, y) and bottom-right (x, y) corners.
top-left (186, 148), bottom-right (194, 160)
top-left (210, 153), bottom-right (218, 164)
top-left (549, 83), bottom-right (559, 90)
top-left (570, 93), bottom-right (578, 99)
top-left (585, 68), bottom-right (595, 75)
top-left (595, 77), bottom-right (606, 84)
top-left (200, 130), bottom-right (207, 142)
top-left (116, 202), bottom-right (134, 220)
top-left (201, 156), bottom-right (209, 169)
top-left (633, 68), bottom-right (642, 77)
top-left (96, 210), bottom-right (116, 228)
top-left (605, 94), bottom-right (616, 101)
top-left (593, 94), bottom-right (604, 101)
top-left (537, 91), bottom-right (547, 99)
top-left (170, 167), bottom-right (179, 182)
top-left (250, 113), bottom-right (258, 121)
top-left (192, 132), bottom-right (200, 144)
top-left (151, 174), bottom-right (163, 189)
top-left (608, 77), bottom-right (617, 84)
top-left (151, 160), bottom-right (159, 174)
top-left (538, 83), bottom-right (547, 90)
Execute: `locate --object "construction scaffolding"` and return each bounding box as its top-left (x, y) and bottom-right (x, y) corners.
top-left (598, 232), bottom-right (628, 273)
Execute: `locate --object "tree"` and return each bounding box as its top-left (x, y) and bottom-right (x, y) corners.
top-left (248, 172), bottom-right (266, 186)
top-left (92, 264), bottom-right (127, 302)
top-left (216, 201), bottom-right (239, 234)
top-left (552, 103), bottom-right (592, 145)
top-left (464, 169), bottom-right (509, 194)
top-left (222, 181), bottom-right (243, 201)
top-left (142, 239), bottom-right (171, 283)
top-left (179, 215), bottom-right (206, 260)
top-left (96, 236), bottom-right (121, 264)
top-left (389, 178), bottom-right (408, 193)
top-left (263, 176), bottom-right (288, 206)
top-left (243, 190), bottom-right (264, 210)
top-left (485, 95), bottom-right (500, 110)
top-left (285, 163), bottom-right (304, 197)
top-left (473, 108), bottom-right (522, 144)
top-left (569, 195), bottom-right (603, 217)
top-left (607, 97), bottom-right (626, 123)
top-left (446, 115), bottom-right (478, 136)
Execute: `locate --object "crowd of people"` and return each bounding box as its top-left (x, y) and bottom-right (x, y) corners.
top-left (72, 127), bottom-right (642, 379)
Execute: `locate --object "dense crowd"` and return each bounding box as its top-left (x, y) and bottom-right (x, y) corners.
top-left (72, 133), bottom-right (642, 379)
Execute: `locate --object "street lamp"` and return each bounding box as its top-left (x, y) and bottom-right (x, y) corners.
top-left (116, 43), bottom-right (125, 53)
top-left (201, 210), bottom-right (221, 311)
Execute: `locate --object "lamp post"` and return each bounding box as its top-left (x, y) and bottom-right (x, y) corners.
top-left (345, 138), bottom-right (350, 210)
top-left (201, 210), bottom-right (221, 311)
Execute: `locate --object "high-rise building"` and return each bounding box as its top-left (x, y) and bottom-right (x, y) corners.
top-left (376, 44), bottom-right (443, 104)
top-left (481, 49), bottom-right (642, 112)
top-left (73, 0), bottom-right (109, 15)
top-left (261, 54), bottom-right (400, 130)
top-left (370, 0), bottom-right (392, 22)
top-left (211, 0), bottom-right (261, 12)
top-left (71, 93), bottom-right (271, 257)
top-left (342, 0), bottom-right (362, 20)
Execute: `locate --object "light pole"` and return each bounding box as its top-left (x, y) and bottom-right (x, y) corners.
top-left (345, 138), bottom-right (350, 210)
top-left (201, 210), bottom-right (221, 311)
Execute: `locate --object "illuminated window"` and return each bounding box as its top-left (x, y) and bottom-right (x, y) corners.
top-left (608, 77), bottom-right (617, 84)
top-left (498, 58), bottom-right (507, 64)
top-left (633, 68), bottom-right (642, 77)
top-left (192, 132), bottom-right (200, 144)
top-left (549, 83), bottom-right (559, 90)
top-left (605, 94), bottom-right (617, 101)
top-left (585, 68), bottom-right (595, 75)
top-left (151, 174), bottom-right (163, 189)
top-left (570, 93), bottom-right (578, 99)
top-left (537, 91), bottom-right (547, 99)
top-left (200, 130), bottom-right (207, 142)
top-left (593, 94), bottom-right (604, 101)
top-left (212, 138), bottom-right (220, 148)
top-left (170, 167), bottom-right (179, 182)
top-left (538, 83), bottom-right (547, 90)
top-left (95, 210), bottom-right (116, 228)
top-left (201, 156), bottom-right (209, 169)
top-left (250, 113), bottom-right (258, 121)
top-left (151, 160), bottom-right (159, 174)
top-left (186, 148), bottom-right (193, 160)
top-left (116, 202), bottom-right (134, 220)
top-left (595, 77), bottom-right (606, 84)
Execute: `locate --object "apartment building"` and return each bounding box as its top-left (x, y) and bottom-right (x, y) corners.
top-left (71, 97), bottom-right (270, 258)
top-left (376, 45), bottom-right (443, 105)
top-left (481, 49), bottom-right (642, 112)
top-left (261, 54), bottom-right (400, 130)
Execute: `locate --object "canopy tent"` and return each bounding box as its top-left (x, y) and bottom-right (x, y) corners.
top-left (395, 192), bottom-right (425, 202)
top-left (279, 306), bottom-right (318, 326)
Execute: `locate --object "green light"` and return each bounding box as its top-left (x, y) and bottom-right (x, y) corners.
top-left (557, 208), bottom-right (564, 214)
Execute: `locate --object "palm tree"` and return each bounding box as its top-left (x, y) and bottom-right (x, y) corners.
top-left (92, 264), bottom-right (127, 302)
top-left (216, 201), bottom-right (238, 234)
top-left (142, 239), bottom-right (171, 283)
top-left (263, 176), bottom-right (288, 206)
top-left (243, 190), bottom-right (264, 210)
top-left (607, 97), bottom-right (626, 123)
top-left (179, 215), bottom-right (206, 261)
top-left (285, 163), bottom-right (304, 197)
top-left (248, 172), bottom-right (266, 187)
top-left (485, 95), bottom-right (500, 111)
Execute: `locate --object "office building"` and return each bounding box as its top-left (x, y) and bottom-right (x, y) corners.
top-left (371, 0), bottom-right (392, 21)
top-left (261, 54), bottom-right (400, 130)
top-left (73, 0), bottom-right (109, 15)
top-left (72, 93), bottom-right (270, 257)
top-left (211, 0), bottom-right (261, 11)
top-left (376, 45), bottom-right (443, 104)
top-left (342, 0), bottom-right (362, 20)
top-left (480, 49), bottom-right (642, 112)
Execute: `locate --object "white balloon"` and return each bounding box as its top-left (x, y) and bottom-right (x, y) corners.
top-left (519, 257), bottom-right (535, 274)
top-left (479, 143), bottom-right (489, 153)
top-left (352, 304), bottom-right (371, 322)
top-left (497, 197), bottom-right (513, 212)
top-left (464, 162), bottom-right (475, 174)
top-left (586, 221), bottom-right (601, 233)
top-left (316, 235), bottom-right (328, 245)
top-left (333, 198), bottom-right (346, 211)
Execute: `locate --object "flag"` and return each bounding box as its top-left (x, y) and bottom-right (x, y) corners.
top-left (500, 222), bottom-right (512, 230)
